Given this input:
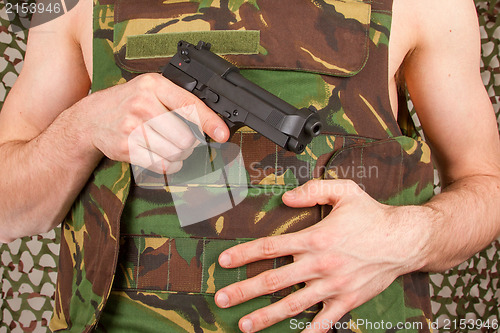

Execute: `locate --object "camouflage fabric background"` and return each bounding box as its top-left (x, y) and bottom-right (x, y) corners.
top-left (0, 0), bottom-right (499, 332)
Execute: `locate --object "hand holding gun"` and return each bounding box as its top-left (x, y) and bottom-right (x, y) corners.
top-left (162, 41), bottom-right (322, 154)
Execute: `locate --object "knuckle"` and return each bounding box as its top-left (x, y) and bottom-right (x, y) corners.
top-left (306, 232), bottom-right (329, 252)
top-left (164, 145), bottom-right (183, 160)
top-left (119, 115), bottom-right (139, 135)
top-left (311, 263), bottom-right (325, 277)
top-left (165, 161), bottom-right (183, 174)
top-left (237, 247), bottom-right (250, 265)
top-left (313, 257), bottom-right (332, 275)
top-left (136, 73), bottom-right (159, 90)
top-left (261, 237), bottom-right (278, 257)
top-left (232, 284), bottom-right (246, 302)
top-left (342, 179), bottom-right (361, 194)
top-left (179, 147), bottom-right (195, 160)
top-left (305, 179), bottom-right (322, 196)
top-left (176, 95), bottom-right (198, 111)
top-left (199, 115), bottom-right (210, 132)
top-left (263, 271), bottom-right (281, 293)
top-left (126, 95), bottom-right (149, 116)
top-left (176, 135), bottom-right (196, 150)
top-left (179, 102), bottom-right (197, 118)
top-left (257, 311), bottom-right (272, 328)
top-left (283, 297), bottom-right (303, 316)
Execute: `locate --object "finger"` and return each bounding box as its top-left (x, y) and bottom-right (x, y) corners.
top-left (282, 179), bottom-right (364, 208)
top-left (136, 122), bottom-right (195, 162)
top-left (215, 261), bottom-right (318, 308)
top-left (235, 287), bottom-right (324, 333)
top-left (129, 144), bottom-right (182, 175)
top-left (218, 234), bottom-right (306, 269)
top-left (155, 76), bottom-right (230, 143)
top-left (145, 110), bottom-right (201, 151)
top-left (301, 300), bottom-right (347, 333)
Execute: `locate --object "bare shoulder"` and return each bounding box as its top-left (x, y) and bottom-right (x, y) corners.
top-left (0, 0), bottom-right (93, 142)
top-left (392, 0), bottom-right (498, 182)
top-left (70, 0), bottom-right (93, 78)
top-left (390, 0), bottom-right (480, 75)
top-left (44, 0), bottom-right (93, 77)
top-left (389, 0), bottom-right (481, 115)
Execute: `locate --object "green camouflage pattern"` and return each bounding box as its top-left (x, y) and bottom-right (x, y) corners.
top-left (49, 0), bottom-right (438, 332)
top-left (49, 158), bottom-right (131, 332)
top-left (113, 0), bottom-right (372, 76)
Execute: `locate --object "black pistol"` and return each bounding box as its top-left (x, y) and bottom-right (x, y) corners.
top-left (162, 41), bottom-right (322, 154)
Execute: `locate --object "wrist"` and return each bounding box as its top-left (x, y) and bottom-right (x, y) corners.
top-left (60, 96), bottom-right (104, 164)
top-left (388, 204), bottom-right (439, 274)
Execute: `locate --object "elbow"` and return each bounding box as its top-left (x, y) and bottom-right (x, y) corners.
top-left (0, 214), bottom-right (61, 244)
top-left (0, 232), bottom-right (17, 244)
top-left (0, 222), bottom-right (21, 244)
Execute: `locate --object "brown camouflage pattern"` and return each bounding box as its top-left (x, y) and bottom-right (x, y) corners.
top-left (50, 0), bottom-right (436, 332)
top-left (113, 0), bottom-right (371, 77)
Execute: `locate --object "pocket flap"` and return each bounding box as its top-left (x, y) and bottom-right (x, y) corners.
top-left (113, 0), bottom-right (372, 77)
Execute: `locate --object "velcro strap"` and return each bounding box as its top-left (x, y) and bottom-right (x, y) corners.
top-left (126, 30), bottom-right (261, 60)
top-left (113, 235), bottom-right (295, 297)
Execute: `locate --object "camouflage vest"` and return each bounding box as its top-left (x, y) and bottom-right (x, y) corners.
top-left (50, 0), bottom-right (435, 332)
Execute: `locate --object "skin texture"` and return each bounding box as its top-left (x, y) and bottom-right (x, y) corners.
top-left (0, 0), bottom-right (499, 332)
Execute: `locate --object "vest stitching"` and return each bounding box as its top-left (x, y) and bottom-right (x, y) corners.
top-left (167, 239), bottom-right (172, 292)
top-left (200, 238), bottom-right (206, 293)
top-left (136, 237), bottom-right (141, 288)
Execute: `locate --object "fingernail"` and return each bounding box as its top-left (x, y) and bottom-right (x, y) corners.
top-left (284, 190), bottom-right (296, 199)
top-left (214, 126), bottom-right (226, 142)
top-left (241, 319), bottom-right (253, 333)
top-left (219, 252), bottom-right (231, 267)
top-left (216, 292), bottom-right (229, 308)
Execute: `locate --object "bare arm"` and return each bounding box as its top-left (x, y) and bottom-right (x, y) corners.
top-left (0, 3), bottom-right (97, 242)
top-left (0, 1), bottom-right (229, 243)
top-left (401, 0), bottom-right (500, 271)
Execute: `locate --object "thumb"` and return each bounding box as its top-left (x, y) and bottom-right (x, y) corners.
top-left (195, 105), bottom-right (230, 143)
top-left (156, 74), bottom-right (230, 143)
top-left (282, 179), bottom-right (362, 208)
top-left (172, 101), bottom-right (230, 144)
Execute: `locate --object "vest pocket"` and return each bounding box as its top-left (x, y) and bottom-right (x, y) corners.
top-left (113, 0), bottom-right (371, 77)
top-left (322, 135), bottom-right (434, 207)
top-left (114, 235), bottom-right (295, 296)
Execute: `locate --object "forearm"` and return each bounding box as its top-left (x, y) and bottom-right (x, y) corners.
top-left (414, 173), bottom-right (500, 272)
top-left (0, 99), bottom-right (102, 243)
